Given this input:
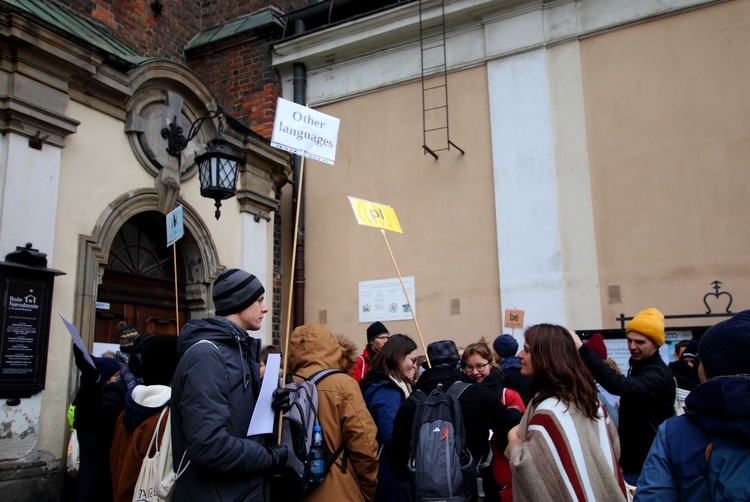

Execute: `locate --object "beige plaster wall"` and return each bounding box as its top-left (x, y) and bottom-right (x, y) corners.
top-left (303, 66), bottom-right (501, 352)
top-left (580, 0), bottom-right (750, 327)
top-left (40, 101), bottom-right (243, 456)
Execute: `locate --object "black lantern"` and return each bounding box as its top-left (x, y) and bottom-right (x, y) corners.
top-left (161, 107), bottom-right (244, 219)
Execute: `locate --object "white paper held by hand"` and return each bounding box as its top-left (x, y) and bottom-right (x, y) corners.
top-left (247, 353), bottom-right (281, 436)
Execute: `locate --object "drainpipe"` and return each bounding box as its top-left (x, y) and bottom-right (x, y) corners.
top-left (292, 19), bottom-right (307, 329)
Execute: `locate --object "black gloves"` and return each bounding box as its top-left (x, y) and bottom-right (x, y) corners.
top-left (271, 387), bottom-right (292, 413)
top-left (73, 345), bottom-right (101, 383)
top-left (267, 444), bottom-right (288, 473)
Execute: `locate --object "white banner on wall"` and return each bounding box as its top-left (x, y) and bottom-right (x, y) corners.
top-left (359, 277), bottom-right (415, 323)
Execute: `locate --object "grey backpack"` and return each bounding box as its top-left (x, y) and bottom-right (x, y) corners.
top-left (408, 381), bottom-right (477, 501)
top-left (274, 369), bottom-right (347, 498)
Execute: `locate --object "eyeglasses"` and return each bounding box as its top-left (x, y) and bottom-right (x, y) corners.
top-left (463, 363), bottom-right (488, 373)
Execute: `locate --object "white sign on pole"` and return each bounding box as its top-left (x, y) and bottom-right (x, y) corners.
top-left (359, 277), bottom-right (415, 323)
top-left (166, 205), bottom-right (184, 247)
top-left (270, 98), bottom-right (340, 165)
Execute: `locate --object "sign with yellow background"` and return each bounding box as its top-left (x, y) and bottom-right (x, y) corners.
top-left (348, 196), bottom-right (403, 233)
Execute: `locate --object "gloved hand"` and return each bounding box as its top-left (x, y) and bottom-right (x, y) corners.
top-left (73, 345), bottom-right (101, 383)
top-left (267, 444), bottom-right (288, 473)
top-left (271, 387), bottom-right (292, 413)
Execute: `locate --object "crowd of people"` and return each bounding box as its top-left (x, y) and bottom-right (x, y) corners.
top-left (66, 267), bottom-right (750, 501)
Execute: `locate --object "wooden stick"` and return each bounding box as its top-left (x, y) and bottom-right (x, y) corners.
top-left (173, 243), bottom-right (180, 335)
top-left (278, 154), bottom-right (306, 443)
top-left (380, 229), bottom-right (431, 368)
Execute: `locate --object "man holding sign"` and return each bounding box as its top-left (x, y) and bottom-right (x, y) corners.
top-left (170, 269), bottom-right (288, 501)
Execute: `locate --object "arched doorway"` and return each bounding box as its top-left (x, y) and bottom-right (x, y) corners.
top-left (75, 190), bottom-right (220, 350)
top-left (94, 211), bottom-right (187, 342)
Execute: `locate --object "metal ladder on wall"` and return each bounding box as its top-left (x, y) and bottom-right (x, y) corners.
top-left (419, 0), bottom-right (464, 159)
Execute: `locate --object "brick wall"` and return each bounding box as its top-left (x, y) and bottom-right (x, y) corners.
top-left (53, 0), bottom-right (307, 135)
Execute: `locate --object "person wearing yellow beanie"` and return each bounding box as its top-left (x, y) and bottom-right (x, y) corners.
top-left (568, 307), bottom-right (675, 487)
top-left (626, 307), bottom-right (666, 348)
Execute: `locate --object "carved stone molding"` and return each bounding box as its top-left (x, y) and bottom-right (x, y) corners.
top-left (74, 189), bottom-right (220, 346)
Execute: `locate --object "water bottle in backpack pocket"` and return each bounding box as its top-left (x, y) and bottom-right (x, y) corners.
top-left (271, 370), bottom-right (348, 500)
top-left (408, 382), bottom-right (477, 501)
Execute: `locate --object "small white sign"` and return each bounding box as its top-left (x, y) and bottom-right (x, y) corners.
top-left (270, 98), bottom-right (340, 165)
top-left (359, 277), bottom-right (415, 323)
top-left (166, 205), bottom-right (184, 247)
top-left (95, 301), bottom-right (110, 310)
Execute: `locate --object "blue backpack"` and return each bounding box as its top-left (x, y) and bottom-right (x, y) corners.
top-left (407, 381), bottom-right (477, 501)
top-left (705, 436), bottom-right (750, 502)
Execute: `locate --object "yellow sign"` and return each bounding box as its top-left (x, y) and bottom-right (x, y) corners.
top-left (348, 196), bottom-right (403, 233)
top-left (504, 309), bottom-right (525, 329)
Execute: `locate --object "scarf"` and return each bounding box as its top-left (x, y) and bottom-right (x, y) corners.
top-left (388, 373), bottom-right (411, 398)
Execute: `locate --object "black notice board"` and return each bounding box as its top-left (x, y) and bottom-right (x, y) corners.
top-left (0, 270), bottom-right (54, 397)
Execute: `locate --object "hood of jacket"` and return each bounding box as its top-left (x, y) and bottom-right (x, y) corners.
top-left (177, 317), bottom-right (246, 356)
top-left (288, 323), bottom-right (345, 377)
top-left (686, 374), bottom-right (750, 442)
top-left (122, 384), bottom-right (171, 430)
top-left (176, 316), bottom-right (260, 393)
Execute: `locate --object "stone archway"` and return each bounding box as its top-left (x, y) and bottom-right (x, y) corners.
top-left (74, 189), bottom-right (220, 348)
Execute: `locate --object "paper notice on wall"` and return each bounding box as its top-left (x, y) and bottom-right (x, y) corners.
top-left (359, 277), bottom-right (415, 323)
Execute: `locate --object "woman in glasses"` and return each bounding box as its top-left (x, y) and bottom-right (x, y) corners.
top-left (505, 324), bottom-right (626, 501)
top-left (361, 334), bottom-right (419, 502)
top-left (462, 342), bottom-right (525, 501)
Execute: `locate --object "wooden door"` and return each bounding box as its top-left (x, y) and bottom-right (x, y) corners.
top-left (94, 211), bottom-right (188, 344)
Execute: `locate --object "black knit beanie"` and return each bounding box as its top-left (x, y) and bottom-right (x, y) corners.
top-left (367, 321), bottom-right (388, 343)
top-left (699, 309), bottom-right (750, 378)
top-left (213, 268), bottom-right (265, 316)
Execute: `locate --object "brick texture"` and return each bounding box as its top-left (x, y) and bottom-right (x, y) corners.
top-left (54, 0), bottom-right (308, 135)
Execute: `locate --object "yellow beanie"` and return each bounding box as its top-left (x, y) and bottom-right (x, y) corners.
top-left (626, 307), bottom-right (665, 347)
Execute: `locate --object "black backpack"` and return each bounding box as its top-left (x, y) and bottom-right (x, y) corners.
top-left (408, 381), bottom-right (477, 501)
top-left (272, 369), bottom-right (348, 499)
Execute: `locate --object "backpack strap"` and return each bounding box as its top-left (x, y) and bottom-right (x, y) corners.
top-left (306, 368), bottom-right (350, 474)
top-left (309, 368), bottom-right (345, 384)
top-left (446, 380), bottom-right (472, 399)
top-left (408, 388), bottom-right (428, 406)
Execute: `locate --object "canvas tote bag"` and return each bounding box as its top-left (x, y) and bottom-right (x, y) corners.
top-left (133, 407), bottom-right (168, 502)
top-left (155, 407), bottom-right (189, 500)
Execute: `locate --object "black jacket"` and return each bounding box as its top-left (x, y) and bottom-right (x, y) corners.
top-left (579, 345), bottom-right (675, 474)
top-left (171, 317), bottom-right (271, 501)
top-left (390, 364), bottom-right (522, 481)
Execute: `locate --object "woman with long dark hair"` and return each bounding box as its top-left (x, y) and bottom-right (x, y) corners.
top-left (462, 342), bottom-right (525, 501)
top-left (505, 324), bottom-right (626, 501)
top-left (360, 334), bottom-right (419, 501)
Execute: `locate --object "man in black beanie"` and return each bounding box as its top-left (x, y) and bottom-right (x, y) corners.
top-left (170, 268), bottom-right (287, 501)
top-left (351, 320), bottom-right (390, 382)
top-left (637, 310), bottom-right (750, 500)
